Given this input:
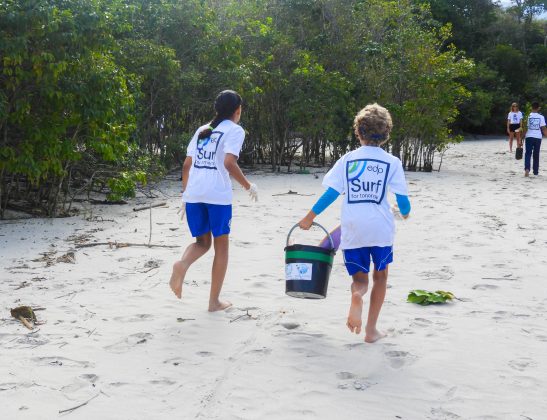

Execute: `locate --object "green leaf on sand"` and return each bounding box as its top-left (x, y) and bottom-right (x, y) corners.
top-left (407, 290), bottom-right (455, 306)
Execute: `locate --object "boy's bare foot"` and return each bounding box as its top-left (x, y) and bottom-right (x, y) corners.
top-left (347, 292), bottom-right (363, 334)
top-left (169, 261), bottom-right (189, 299)
top-left (208, 301), bottom-right (232, 312)
top-left (364, 328), bottom-right (386, 343)
top-left (525, 170), bottom-right (530, 177)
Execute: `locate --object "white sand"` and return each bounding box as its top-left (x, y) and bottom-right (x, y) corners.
top-left (1, 139), bottom-right (546, 419)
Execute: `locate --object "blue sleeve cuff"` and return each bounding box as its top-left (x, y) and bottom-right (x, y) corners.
top-left (395, 194), bottom-right (411, 216)
top-left (312, 187), bottom-right (340, 215)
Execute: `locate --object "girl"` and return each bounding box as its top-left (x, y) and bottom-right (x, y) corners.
top-left (299, 103), bottom-right (410, 342)
top-left (170, 90), bottom-right (258, 311)
top-left (507, 103), bottom-right (523, 153)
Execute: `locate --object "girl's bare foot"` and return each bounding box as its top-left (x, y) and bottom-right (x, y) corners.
top-left (169, 261), bottom-right (189, 299)
top-left (208, 300), bottom-right (232, 312)
top-left (364, 327), bottom-right (386, 343)
top-left (347, 292), bottom-right (363, 334)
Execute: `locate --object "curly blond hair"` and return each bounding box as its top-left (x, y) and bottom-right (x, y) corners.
top-left (353, 103), bottom-right (393, 145)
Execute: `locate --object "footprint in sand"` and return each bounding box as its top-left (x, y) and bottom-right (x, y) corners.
top-left (104, 332), bottom-right (153, 353)
top-left (31, 356), bottom-right (93, 368)
top-left (508, 357), bottom-right (536, 372)
top-left (430, 407), bottom-right (461, 419)
top-left (412, 318), bottom-right (433, 327)
top-left (113, 313), bottom-right (154, 322)
top-left (336, 373), bottom-right (376, 391)
top-left (384, 350), bottom-right (416, 369)
top-left (196, 351), bottom-right (213, 357)
top-left (336, 372), bottom-right (356, 380)
top-left (472, 284), bottom-right (499, 290)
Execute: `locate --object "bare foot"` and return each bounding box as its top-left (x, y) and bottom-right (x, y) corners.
top-left (347, 292), bottom-right (363, 334)
top-left (525, 170), bottom-right (530, 177)
top-left (169, 261), bottom-right (188, 299)
top-left (364, 328), bottom-right (387, 343)
top-left (208, 301), bottom-right (232, 312)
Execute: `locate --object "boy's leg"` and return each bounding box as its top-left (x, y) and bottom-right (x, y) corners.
top-left (533, 139), bottom-right (541, 175)
top-left (347, 272), bottom-right (369, 334)
top-left (209, 234), bottom-right (232, 312)
top-left (170, 232), bottom-right (212, 298)
top-left (524, 137), bottom-right (532, 176)
top-left (365, 267), bottom-right (388, 343)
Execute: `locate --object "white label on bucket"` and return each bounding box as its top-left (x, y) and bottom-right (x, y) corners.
top-left (285, 263), bottom-right (313, 281)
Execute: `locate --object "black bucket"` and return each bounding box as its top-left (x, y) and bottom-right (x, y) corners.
top-left (284, 222), bottom-right (336, 299)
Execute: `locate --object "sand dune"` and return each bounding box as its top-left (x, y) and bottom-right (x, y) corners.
top-left (1, 139), bottom-right (546, 419)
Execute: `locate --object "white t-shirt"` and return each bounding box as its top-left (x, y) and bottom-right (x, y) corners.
top-left (182, 120), bottom-right (245, 205)
top-left (526, 112), bottom-right (546, 139)
top-left (323, 146), bottom-right (408, 249)
top-left (508, 111), bottom-right (523, 124)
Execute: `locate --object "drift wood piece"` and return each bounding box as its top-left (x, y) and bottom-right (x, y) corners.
top-left (133, 202), bottom-right (167, 212)
top-left (75, 241), bottom-right (178, 249)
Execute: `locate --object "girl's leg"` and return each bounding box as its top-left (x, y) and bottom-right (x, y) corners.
top-left (169, 232), bottom-right (212, 298)
top-left (208, 234), bottom-right (232, 312)
top-left (516, 131), bottom-right (522, 148)
top-left (347, 271), bottom-right (369, 334)
top-left (365, 266), bottom-right (388, 343)
top-left (509, 132), bottom-right (514, 152)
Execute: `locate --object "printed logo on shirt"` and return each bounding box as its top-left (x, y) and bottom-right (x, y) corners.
top-left (346, 159), bottom-right (390, 204)
top-left (194, 131), bottom-right (223, 170)
top-left (528, 117), bottom-right (541, 130)
top-left (512, 114), bottom-right (518, 123)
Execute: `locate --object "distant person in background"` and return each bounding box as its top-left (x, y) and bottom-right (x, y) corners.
top-left (524, 102), bottom-right (547, 177)
top-left (507, 102), bottom-right (523, 153)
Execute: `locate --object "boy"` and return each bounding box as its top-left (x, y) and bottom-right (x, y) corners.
top-left (524, 102), bottom-right (547, 177)
top-left (298, 103), bottom-right (410, 342)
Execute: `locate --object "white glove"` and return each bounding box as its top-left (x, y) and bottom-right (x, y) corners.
top-left (247, 183), bottom-right (258, 202)
top-left (177, 201), bottom-right (186, 221)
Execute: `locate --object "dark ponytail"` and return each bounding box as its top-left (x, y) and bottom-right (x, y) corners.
top-left (198, 90), bottom-right (242, 139)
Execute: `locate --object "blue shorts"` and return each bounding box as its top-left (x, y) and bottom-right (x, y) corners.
top-left (343, 246), bottom-right (393, 275)
top-left (186, 203), bottom-right (232, 237)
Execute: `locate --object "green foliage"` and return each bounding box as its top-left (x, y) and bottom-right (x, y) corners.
top-left (1, 0), bottom-right (545, 217)
top-left (407, 290), bottom-right (455, 305)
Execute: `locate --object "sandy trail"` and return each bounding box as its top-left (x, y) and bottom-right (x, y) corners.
top-left (1, 139), bottom-right (546, 419)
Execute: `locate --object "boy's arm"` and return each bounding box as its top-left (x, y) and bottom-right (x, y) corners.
top-left (299, 187), bottom-right (340, 230)
top-left (395, 194), bottom-right (411, 219)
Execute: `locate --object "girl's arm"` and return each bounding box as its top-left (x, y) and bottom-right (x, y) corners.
top-left (182, 156), bottom-right (192, 192)
top-left (224, 153), bottom-right (252, 190)
top-left (299, 187), bottom-right (340, 230)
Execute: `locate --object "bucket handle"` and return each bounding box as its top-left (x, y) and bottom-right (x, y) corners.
top-left (286, 222), bottom-right (334, 250)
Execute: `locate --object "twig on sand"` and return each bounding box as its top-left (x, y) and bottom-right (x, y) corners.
top-left (75, 242), bottom-right (178, 249)
top-left (133, 202), bottom-right (167, 212)
top-left (272, 190), bottom-right (314, 197)
top-left (148, 203), bottom-right (153, 247)
top-left (229, 310), bottom-right (255, 323)
top-left (55, 291), bottom-right (79, 299)
top-left (58, 393), bottom-right (101, 415)
top-left (176, 317), bottom-right (195, 322)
